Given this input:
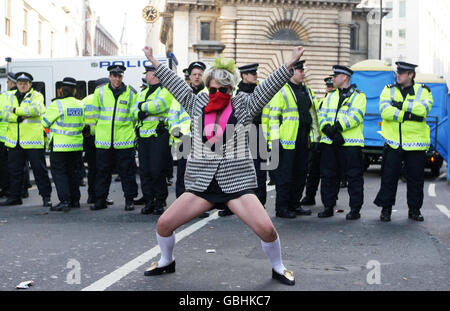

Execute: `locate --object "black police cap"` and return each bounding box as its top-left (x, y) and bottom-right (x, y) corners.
top-left (293, 60), bottom-right (306, 70)
top-left (15, 72), bottom-right (33, 82)
top-left (143, 65), bottom-right (156, 73)
top-left (332, 65), bottom-right (353, 77)
top-left (7, 72), bottom-right (16, 83)
top-left (107, 65), bottom-right (126, 75)
top-left (238, 63), bottom-right (259, 73)
top-left (395, 61), bottom-right (418, 73)
top-left (61, 77), bottom-right (77, 87)
top-left (187, 61), bottom-right (206, 74)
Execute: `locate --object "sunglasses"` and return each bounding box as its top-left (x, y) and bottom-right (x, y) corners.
top-left (209, 87), bottom-right (228, 94)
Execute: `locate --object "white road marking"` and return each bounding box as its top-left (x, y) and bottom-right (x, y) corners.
top-left (81, 211), bottom-right (220, 291)
top-left (435, 205), bottom-right (450, 219)
top-left (428, 183), bottom-right (436, 197)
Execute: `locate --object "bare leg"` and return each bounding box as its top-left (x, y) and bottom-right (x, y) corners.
top-left (157, 192), bottom-right (214, 237)
top-left (226, 193), bottom-right (278, 242)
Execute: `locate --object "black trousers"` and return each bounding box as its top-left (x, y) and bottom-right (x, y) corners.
top-left (253, 156), bottom-right (267, 206)
top-left (275, 144), bottom-right (309, 212)
top-left (83, 136), bottom-right (96, 197)
top-left (304, 148), bottom-right (321, 198)
top-left (176, 157), bottom-right (187, 198)
top-left (0, 142), bottom-right (9, 192)
top-left (374, 146), bottom-right (425, 210)
top-left (50, 151), bottom-right (82, 203)
top-left (7, 146), bottom-right (52, 200)
top-left (138, 131), bottom-right (169, 204)
top-left (320, 144), bottom-right (364, 210)
top-left (95, 147), bottom-right (138, 201)
top-left (165, 147), bottom-right (174, 179)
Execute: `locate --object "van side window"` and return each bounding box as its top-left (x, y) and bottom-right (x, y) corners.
top-left (32, 82), bottom-right (46, 103)
top-left (55, 81), bottom-right (87, 100)
top-left (88, 80), bottom-right (97, 95)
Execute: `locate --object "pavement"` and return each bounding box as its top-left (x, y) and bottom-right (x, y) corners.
top-left (0, 164), bottom-right (449, 291)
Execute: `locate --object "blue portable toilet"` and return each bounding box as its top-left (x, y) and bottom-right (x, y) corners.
top-left (350, 60), bottom-right (396, 170)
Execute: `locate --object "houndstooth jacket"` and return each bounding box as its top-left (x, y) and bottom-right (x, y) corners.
top-left (154, 64), bottom-right (294, 193)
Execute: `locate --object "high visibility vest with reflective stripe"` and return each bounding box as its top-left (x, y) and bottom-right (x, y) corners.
top-left (378, 83), bottom-right (433, 151)
top-left (2, 89), bottom-right (46, 149)
top-left (132, 86), bottom-right (174, 138)
top-left (0, 92), bottom-right (9, 142)
top-left (92, 84), bottom-right (136, 149)
top-left (42, 97), bottom-right (85, 152)
top-left (266, 83), bottom-right (319, 150)
top-left (81, 94), bottom-right (97, 136)
top-left (167, 99), bottom-right (192, 145)
top-left (317, 87), bottom-right (366, 147)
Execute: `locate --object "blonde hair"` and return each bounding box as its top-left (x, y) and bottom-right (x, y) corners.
top-left (203, 67), bottom-right (239, 90)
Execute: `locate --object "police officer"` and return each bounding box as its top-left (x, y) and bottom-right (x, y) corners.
top-left (90, 65), bottom-right (138, 211)
top-left (374, 62), bottom-right (433, 222)
top-left (0, 72), bottom-right (52, 207)
top-left (0, 73), bottom-right (17, 197)
top-left (267, 60), bottom-right (320, 219)
top-left (133, 65), bottom-right (175, 215)
top-left (300, 77), bottom-right (336, 206)
top-left (317, 65), bottom-right (366, 220)
top-left (42, 77), bottom-right (85, 212)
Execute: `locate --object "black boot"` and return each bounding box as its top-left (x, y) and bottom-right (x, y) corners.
top-left (106, 198), bottom-right (114, 205)
top-left (346, 208), bottom-right (361, 220)
top-left (218, 207), bottom-right (233, 217)
top-left (141, 200), bottom-right (155, 215)
top-left (0, 198), bottom-right (23, 206)
top-left (275, 209), bottom-right (296, 219)
top-left (22, 189), bottom-right (29, 199)
top-left (318, 206), bottom-right (334, 218)
top-left (70, 201), bottom-right (81, 209)
top-left (198, 212), bottom-right (210, 219)
top-left (380, 207), bottom-right (392, 222)
top-left (51, 202), bottom-right (70, 212)
top-left (408, 209), bottom-right (424, 222)
top-left (299, 196), bottom-right (316, 206)
top-left (42, 197), bottom-right (52, 208)
top-left (87, 195), bottom-right (95, 204)
top-left (293, 206), bottom-right (312, 216)
top-left (153, 201), bottom-right (165, 215)
top-left (124, 199), bottom-right (135, 211)
top-left (91, 199), bottom-right (107, 211)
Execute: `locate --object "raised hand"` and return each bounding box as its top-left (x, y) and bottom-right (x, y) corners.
top-left (286, 46), bottom-right (305, 70)
top-left (143, 46), bottom-right (160, 68)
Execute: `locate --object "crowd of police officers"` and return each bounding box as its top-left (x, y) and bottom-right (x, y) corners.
top-left (0, 57), bottom-right (433, 222)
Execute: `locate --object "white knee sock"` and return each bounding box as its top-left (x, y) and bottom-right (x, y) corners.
top-left (261, 236), bottom-right (286, 275)
top-left (157, 232), bottom-right (175, 267)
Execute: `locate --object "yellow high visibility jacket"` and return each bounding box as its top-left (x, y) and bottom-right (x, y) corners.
top-left (378, 83), bottom-right (433, 151)
top-left (2, 88), bottom-right (46, 149)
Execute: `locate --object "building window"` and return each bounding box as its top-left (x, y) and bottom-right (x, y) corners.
top-left (386, 1), bottom-right (393, 19)
top-left (399, 0), bottom-right (406, 18)
top-left (399, 29), bottom-right (406, 47)
top-left (23, 9), bottom-right (28, 46)
top-left (200, 22), bottom-right (210, 41)
top-left (5, 0), bottom-right (12, 36)
top-left (350, 24), bottom-right (359, 50)
top-left (272, 29), bottom-right (300, 41)
top-left (385, 30), bottom-right (392, 47)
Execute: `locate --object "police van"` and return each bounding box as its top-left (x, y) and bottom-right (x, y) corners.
top-left (0, 54), bottom-right (178, 105)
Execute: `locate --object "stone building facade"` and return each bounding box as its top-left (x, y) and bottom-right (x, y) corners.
top-left (158, 0), bottom-right (371, 94)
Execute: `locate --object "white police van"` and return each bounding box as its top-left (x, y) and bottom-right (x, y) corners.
top-left (0, 54), bottom-right (178, 105)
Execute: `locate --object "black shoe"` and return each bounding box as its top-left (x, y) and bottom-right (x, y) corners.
top-left (299, 196), bottom-right (316, 206)
top-left (22, 190), bottom-right (29, 199)
top-left (87, 196), bottom-right (95, 204)
top-left (125, 200), bottom-right (135, 211)
top-left (318, 207), bottom-right (334, 218)
top-left (70, 201), bottom-right (81, 209)
top-left (346, 210), bottom-right (361, 220)
top-left (51, 202), bottom-right (70, 212)
top-left (408, 210), bottom-right (424, 222)
top-left (198, 212), bottom-right (210, 219)
top-left (141, 201), bottom-right (155, 215)
top-left (218, 208), bottom-right (233, 217)
top-left (144, 261), bottom-right (176, 276)
top-left (167, 178), bottom-right (173, 186)
top-left (42, 197), bottom-right (52, 208)
top-left (133, 196), bottom-right (146, 205)
top-left (0, 198), bottom-right (23, 206)
top-left (380, 207), bottom-right (392, 222)
top-left (106, 198), bottom-right (114, 205)
top-left (293, 206), bottom-right (312, 216)
top-left (91, 200), bottom-right (107, 211)
top-left (272, 269), bottom-right (295, 286)
top-left (275, 210), bottom-right (296, 219)
top-left (153, 201), bottom-right (165, 215)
